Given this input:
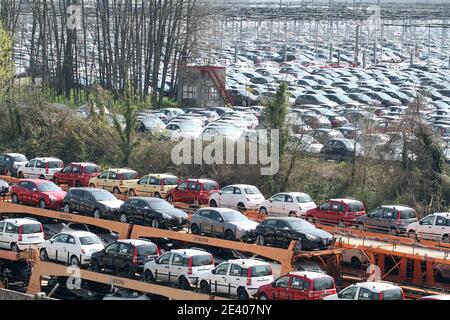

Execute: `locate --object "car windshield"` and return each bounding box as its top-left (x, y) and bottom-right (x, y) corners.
top-left (137, 244), bottom-right (158, 256)
top-left (80, 236), bottom-right (101, 245)
top-left (296, 195), bottom-right (313, 203)
top-left (192, 254), bottom-right (213, 266)
top-left (382, 289), bottom-right (403, 300)
top-left (348, 201), bottom-right (364, 212)
top-left (149, 200), bottom-right (173, 210)
top-left (48, 161), bottom-right (63, 168)
top-left (13, 155), bottom-right (27, 162)
top-left (313, 277), bottom-right (335, 290)
top-left (251, 265), bottom-right (272, 277)
top-left (399, 209), bottom-right (416, 219)
top-left (163, 177), bottom-right (178, 185)
top-left (22, 223), bottom-right (42, 234)
top-left (221, 210), bottom-right (247, 222)
top-left (84, 165), bottom-right (100, 174)
top-left (122, 172), bottom-right (138, 180)
top-left (288, 219), bottom-right (315, 231)
top-left (92, 191), bottom-right (116, 201)
top-left (37, 183), bottom-right (60, 192)
top-left (203, 182), bottom-right (218, 191)
top-left (244, 187), bottom-right (261, 195)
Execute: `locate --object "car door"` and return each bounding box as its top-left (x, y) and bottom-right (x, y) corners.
top-left (416, 215), bottom-right (436, 240)
top-left (28, 181), bottom-right (40, 206)
top-left (315, 202), bottom-right (331, 223)
top-left (217, 186), bottom-right (234, 208)
top-left (126, 199), bottom-right (140, 224)
top-left (324, 201), bottom-right (340, 225)
top-left (136, 175), bottom-right (150, 196)
top-left (65, 235), bottom-right (78, 263)
top-left (0, 221), bottom-right (5, 249)
top-left (170, 253), bottom-right (186, 284)
top-left (290, 276), bottom-right (310, 300)
top-left (269, 275), bottom-right (291, 300)
top-left (434, 216), bottom-right (450, 242)
top-left (365, 208), bottom-right (384, 231)
top-left (147, 176), bottom-right (159, 196)
top-left (268, 194), bottom-right (285, 215)
top-left (96, 171), bottom-right (110, 190)
top-left (105, 171), bottom-right (117, 192)
top-left (51, 233), bottom-right (69, 262)
top-left (210, 263), bottom-right (230, 294)
top-left (260, 219), bottom-right (278, 243)
top-left (284, 195), bottom-right (296, 216)
top-left (381, 207), bottom-right (396, 232)
top-left (197, 210), bottom-right (213, 235)
top-left (2, 222), bottom-right (16, 248)
top-left (228, 263), bottom-right (247, 296)
top-left (187, 182), bottom-right (200, 204)
top-left (59, 165), bottom-right (73, 185)
top-left (100, 242), bottom-right (120, 271)
top-left (210, 210), bottom-right (226, 236)
top-left (34, 160), bottom-right (45, 178)
top-left (23, 160), bottom-right (36, 178)
top-left (116, 243), bottom-right (132, 271)
top-left (0, 155), bottom-right (6, 175)
top-left (339, 285), bottom-right (359, 300)
top-left (275, 220), bottom-right (292, 246)
top-left (81, 190), bottom-right (95, 215)
top-left (16, 181), bottom-right (30, 204)
top-left (154, 252), bottom-right (172, 282)
top-left (70, 189), bottom-right (84, 213)
top-left (174, 182), bottom-right (189, 203)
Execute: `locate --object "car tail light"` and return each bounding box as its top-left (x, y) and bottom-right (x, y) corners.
top-left (187, 257), bottom-right (193, 275)
top-left (247, 267), bottom-right (252, 285)
top-left (45, 163), bottom-right (49, 174)
top-left (132, 246), bottom-right (138, 264)
top-left (155, 245), bottom-right (160, 256)
top-left (161, 180), bottom-right (165, 191)
top-left (18, 225), bottom-right (23, 241)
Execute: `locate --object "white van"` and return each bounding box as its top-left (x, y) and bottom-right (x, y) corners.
top-left (0, 218), bottom-right (45, 251)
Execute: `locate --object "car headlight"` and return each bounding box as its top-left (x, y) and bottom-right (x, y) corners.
top-left (305, 233), bottom-right (317, 241)
top-left (49, 195), bottom-right (56, 202)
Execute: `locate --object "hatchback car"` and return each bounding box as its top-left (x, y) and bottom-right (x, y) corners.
top-left (10, 179), bottom-right (66, 210)
top-left (254, 217), bottom-right (333, 250)
top-left (320, 138), bottom-right (364, 161)
top-left (407, 212), bottom-right (450, 242)
top-left (257, 271), bottom-right (336, 300)
top-left (0, 153), bottom-right (28, 177)
top-left (88, 168), bottom-right (139, 194)
top-left (118, 197), bottom-right (188, 229)
top-left (0, 218), bottom-right (44, 251)
top-left (166, 179), bottom-right (219, 205)
top-left (17, 157), bottom-right (64, 180)
top-left (305, 198), bottom-right (366, 226)
top-left (356, 205), bottom-right (417, 235)
top-left (53, 162), bottom-right (101, 187)
top-left (259, 192), bottom-right (316, 217)
top-left (209, 184), bottom-right (265, 211)
top-left (190, 207), bottom-right (258, 241)
top-left (127, 174), bottom-right (179, 198)
top-left (324, 282), bottom-right (404, 300)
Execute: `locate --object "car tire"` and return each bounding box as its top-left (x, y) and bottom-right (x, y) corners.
top-left (224, 229), bottom-right (235, 241)
top-left (120, 213), bottom-right (128, 223)
top-left (167, 195), bottom-right (174, 203)
top-left (151, 218), bottom-right (160, 229)
top-left (39, 175), bottom-right (46, 180)
top-left (190, 223), bottom-right (200, 235)
top-left (237, 202), bottom-right (246, 212)
top-left (128, 189), bottom-right (136, 197)
top-left (209, 200), bottom-right (217, 207)
top-left (154, 193), bottom-right (161, 199)
top-left (38, 199), bottom-right (46, 209)
top-left (18, 172), bottom-right (24, 178)
top-left (237, 287), bottom-right (249, 300)
top-left (443, 235), bottom-right (449, 243)
top-left (40, 249), bottom-right (48, 261)
top-left (256, 235), bottom-right (265, 246)
top-left (144, 270), bottom-right (155, 283)
top-left (11, 243), bottom-right (19, 252)
top-left (435, 270), bottom-right (443, 282)
top-left (260, 207), bottom-right (268, 215)
top-left (70, 256), bottom-right (80, 267)
top-left (408, 230), bottom-right (417, 240)
top-left (89, 183), bottom-right (96, 188)
top-left (11, 194), bottom-right (19, 204)
top-left (199, 281), bottom-right (211, 294)
top-left (91, 259), bottom-right (101, 272)
top-left (63, 203), bottom-right (71, 213)
top-left (113, 187), bottom-right (120, 194)
top-left (179, 276), bottom-right (190, 290)
top-left (288, 211), bottom-right (296, 217)
top-left (93, 209), bottom-right (101, 219)
top-left (258, 293), bottom-right (268, 300)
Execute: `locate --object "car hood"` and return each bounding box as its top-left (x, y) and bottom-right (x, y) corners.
top-left (98, 200), bottom-right (124, 209)
top-left (228, 219), bottom-right (259, 231)
top-left (44, 191), bottom-right (67, 199)
top-left (157, 208), bottom-right (187, 219)
top-left (296, 228), bottom-right (332, 239)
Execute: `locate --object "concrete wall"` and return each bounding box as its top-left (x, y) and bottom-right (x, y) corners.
top-left (0, 288), bottom-right (55, 300)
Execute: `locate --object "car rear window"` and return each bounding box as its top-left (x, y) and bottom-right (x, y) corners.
top-left (80, 236), bottom-right (101, 245)
top-left (48, 161), bottom-right (63, 168)
top-left (192, 254), bottom-right (213, 266)
top-left (202, 182), bottom-right (219, 191)
top-left (84, 165), bottom-right (100, 174)
top-left (21, 223), bottom-right (42, 234)
top-left (399, 209), bottom-right (416, 219)
top-left (137, 244), bottom-right (158, 256)
top-left (251, 265), bottom-right (272, 277)
top-left (121, 172), bottom-right (138, 180)
top-left (313, 277), bottom-right (335, 290)
top-left (348, 201), bottom-right (364, 212)
top-left (163, 177), bottom-right (178, 185)
top-left (382, 288), bottom-right (403, 300)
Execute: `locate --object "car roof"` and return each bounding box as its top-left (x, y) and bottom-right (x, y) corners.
top-left (107, 168), bottom-right (137, 173)
top-left (31, 157), bottom-right (62, 162)
top-left (356, 281), bottom-right (401, 291)
top-left (289, 271), bottom-right (330, 279)
top-left (380, 205), bottom-right (414, 211)
top-left (434, 212), bottom-right (450, 217)
top-left (275, 192), bottom-right (311, 197)
top-left (131, 197), bottom-right (166, 203)
top-left (330, 198), bottom-right (362, 204)
top-left (199, 207), bottom-right (240, 213)
top-left (117, 239), bottom-right (155, 246)
top-left (3, 218), bottom-right (41, 225)
top-left (2, 153), bottom-right (25, 157)
top-left (225, 184), bottom-right (258, 189)
top-left (146, 174), bottom-right (178, 179)
top-left (226, 259), bottom-right (269, 267)
top-left (18, 178), bottom-right (53, 184)
top-left (170, 249), bottom-right (212, 256)
top-left (185, 179), bottom-right (217, 184)
top-left (57, 230), bottom-right (97, 237)
top-left (70, 162), bottom-right (98, 167)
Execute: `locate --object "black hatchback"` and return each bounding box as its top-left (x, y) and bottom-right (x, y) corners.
top-left (118, 197), bottom-right (188, 229)
top-left (90, 239), bottom-right (159, 278)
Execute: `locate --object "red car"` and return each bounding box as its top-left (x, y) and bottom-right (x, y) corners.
top-left (53, 162), bottom-right (101, 187)
top-left (166, 179), bottom-right (219, 205)
top-left (257, 271), bottom-right (336, 300)
top-left (10, 179), bottom-right (66, 210)
top-left (305, 198), bottom-right (366, 226)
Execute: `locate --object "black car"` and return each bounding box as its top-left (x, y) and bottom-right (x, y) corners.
top-left (90, 239), bottom-right (159, 278)
top-left (44, 276), bottom-right (113, 300)
top-left (63, 188), bottom-right (123, 220)
top-left (254, 217), bottom-right (333, 250)
top-left (320, 138), bottom-right (363, 161)
top-left (118, 197), bottom-right (188, 229)
top-left (0, 153), bottom-right (28, 177)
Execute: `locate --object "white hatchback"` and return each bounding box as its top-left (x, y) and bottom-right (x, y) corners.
top-left (209, 184), bottom-right (265, 211)
top-left (39, 231), bottom-right (104, 266)
top-left (407, 212), bottom-right (450, 243)
top-left (324, 282), bottom-right (404, 300)
top-left (0, 218), bottom-right (44, 251)
top-left (198, 259), bottom-right (274, 299)
top-left (259, 192), bottom-right (316, 217)
top-left (17, 157), bottom-right (64, 180)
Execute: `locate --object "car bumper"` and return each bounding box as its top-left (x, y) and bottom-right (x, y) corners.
top-left (17, 242), bottom-right (43, 251)
top-left (166, 218), bottom-right (189, 229)
top-left (300, 239), bottom-right (333, 251)
top-left (237, 230), bottom-right (256, 242)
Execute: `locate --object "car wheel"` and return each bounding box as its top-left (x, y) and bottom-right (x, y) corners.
top-left (154, 193), bottom-right (161, 199)
top-left (167, 195), bottom-right (174, 203)
top-left (408, 231), bottom-right (417, 240)
top-left (70, 256), bottom-right (80, 267)
top-left (39, 175), bottom-right (46, 180)
top-left (123, 265), bottom-right (133, 278)
top-left (288, 211), bottom-right (296, 217)
top-left (224, 229), bottom-right (235, 241)
top-left (10, 243), bottom-right (19, 252)
top-left (151, 218), bottom-right (160, 229)
top-left (443, 235), bottom-right (449, 243)
top-left (190, 223), bottom-right (200, 235)
top-left (260, 207), bottom-right (268, 215)
top-left (237, 202), bottom-right (246, 212)
top-left (63, 203), bottom-right (71, 213)
top-left (199, 281), bottom-right (211, 294)
top-left (40, 249), bottom-right (48, 261)
top-left (90, 259), bottom-right (101, 272)
top-left (144, 270), bottom-right (155, 283)
top-left (258, 293), bottom-right (268, 300)
top-left (113, 187), bottom-right (120, 194)
top-left (38, 199), bottom-right (46, 209)
top-left (93, 209), bottom-right (101, 219)
top-left (179, 276), bottom-right (190, 290)
top-left (120, 213), bottom-right (128, 223)
top-left (237, 287), bottom-right (249, 300)
top-left (435, 270), bottom-right (443, 282)
top-left (89, 183), bottom-right (96, 188)
top-left (209, 200), bottom-right (217, 207)
top-left (256, 235), bottom-right (265, 246)
top-left (11, 194), bottom-right (19, 204)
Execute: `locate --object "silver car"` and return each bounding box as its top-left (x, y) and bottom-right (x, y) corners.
top-left (189, 207), bottom-right (258, 241)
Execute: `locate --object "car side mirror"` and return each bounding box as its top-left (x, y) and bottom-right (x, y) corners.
top-left (155, 259), bottom-right (160, 264)
top-left (269, 199), bottom-right (273, 203)
top-left (219, 218), bottom-right (224, 223)
top-left (337, 292), bottom-right (343, 298)
top-left (211, 269), bottom-right (216, 274)
top-left (144, 206), bottom-right (149, 210)
top-left (419, 221), bottom-right (423, 225)
top-left (50, 239), bottom-right (54, 244)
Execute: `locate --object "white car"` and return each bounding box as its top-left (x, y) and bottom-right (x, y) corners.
top-left (209, 184), bottom-right (265, 211)
top-left (259, 192), bottom-right (316, 217)
top-left (324, 282), bottom-right (404, 300)
top-left (407, 212), bottom-right (450, 243)
top-left (143, 249), bottom-right (215, 289)
top-left (198, 259), bottom-right (274, 299)
top-left (39, 231), bottom-right (104, 266)
top-left (0, 218), bottom-right (44, 251)
top-left (17, 157), bottom-right (64, 180)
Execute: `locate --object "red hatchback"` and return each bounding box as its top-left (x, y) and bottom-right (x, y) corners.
top-left (53, 162), bottom-right (101, 187)
top-left (305, 198), bottom-right (366, 226)
top-left (165, 179), bottom-right (219, 205)
top-left (10, 179), bottom-right (66, 210)
top-left (257, 271), bottom-right (336, 300)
